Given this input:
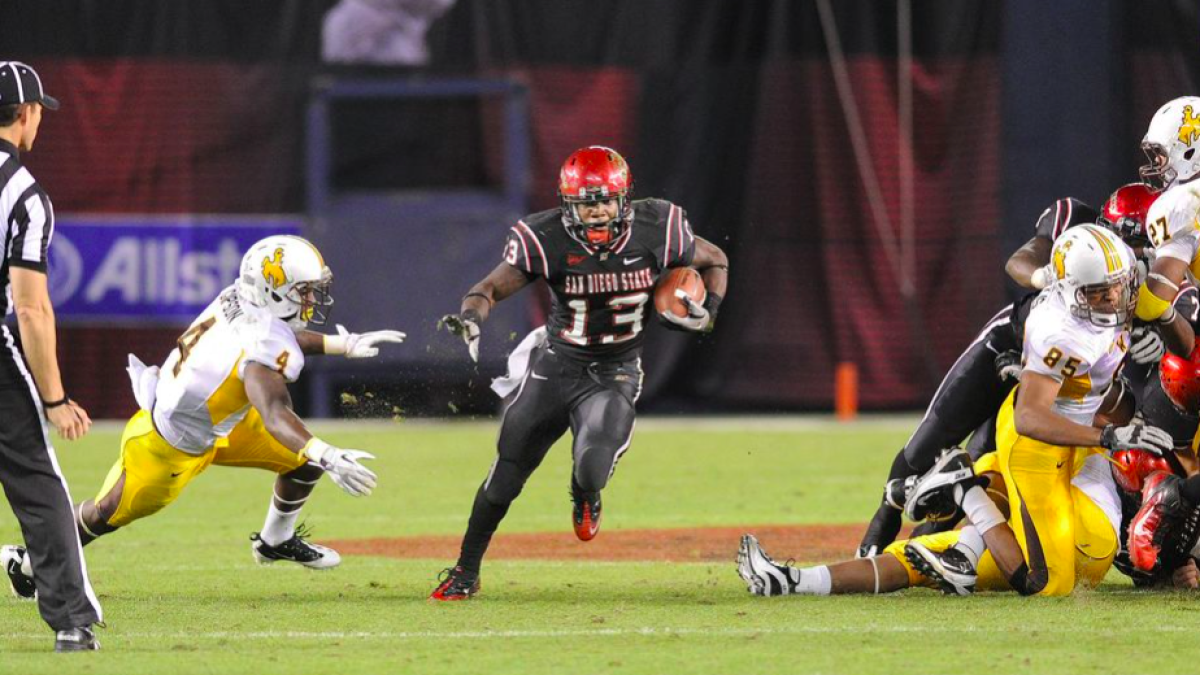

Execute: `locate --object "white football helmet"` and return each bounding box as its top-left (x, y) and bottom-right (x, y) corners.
top-left (237, 235), bottom-right (333, 331)
top-left (1140, 96), bottom-right (1200, 189)
top-left (1050, 225), bottom-right (1137, 328)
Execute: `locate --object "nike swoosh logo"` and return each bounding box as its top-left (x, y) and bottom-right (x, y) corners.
top-left (530, 372), bottom-right (548, 380)
top-left (1055, 461), bottom-right (1065, 469)
top-left (623, 257), bottom-right (643, 265)
top-left (171, 471), bottom-right (184, 477)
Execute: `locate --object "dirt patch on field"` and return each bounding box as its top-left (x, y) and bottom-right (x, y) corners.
top-left (325, 523), bottom-right (911, 563)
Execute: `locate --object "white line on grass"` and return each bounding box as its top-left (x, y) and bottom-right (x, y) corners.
top-left (0, 624), bottom-right (1193, 642)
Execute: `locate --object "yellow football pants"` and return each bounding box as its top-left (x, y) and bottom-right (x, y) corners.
top-left (887, 391), bottom-right (1116, 595)
top-left (96, 409), bottom-right (308, 527)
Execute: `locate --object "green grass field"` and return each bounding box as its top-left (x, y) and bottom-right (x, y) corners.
top-left (2, 417), bottom-right (1200, 674)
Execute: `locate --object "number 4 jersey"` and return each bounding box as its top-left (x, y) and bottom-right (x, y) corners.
top-left (152, 285), bottom-right (305, 455)
top-left (504, 198), bottom-right (697, 361)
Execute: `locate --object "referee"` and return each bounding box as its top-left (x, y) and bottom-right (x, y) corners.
top-left (0, 61), bottom-right (102, 652)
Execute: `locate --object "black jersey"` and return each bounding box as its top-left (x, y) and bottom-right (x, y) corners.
top-left (503, 198), bottom-right (696, 361)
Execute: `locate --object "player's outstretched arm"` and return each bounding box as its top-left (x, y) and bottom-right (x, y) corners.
top-left (295, 326), bottom-right (407, 358)
top-left (442, 262), bottom-right (531, 361)
top-left (244, 362), bottom-right (376, 496)
top-left (1005, 235), bottom-right (1053, 289)
top-left (1015, 371), bottom-right (1172, 455)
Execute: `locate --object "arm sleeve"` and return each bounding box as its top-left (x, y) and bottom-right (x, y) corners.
top-left (8, 188), bottom-right (54, 272)
top-left (239, 322), bottom-right (306, 383)
top-left (503, 221), bottom-right (547, 279)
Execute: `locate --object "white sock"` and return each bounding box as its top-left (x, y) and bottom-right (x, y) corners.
top-left (953, 525), bottom-right (986, 567)
top-left (788, 565), bottom-right (832, 595)
top-left (260, 504), bottom-right (300, 546)
top-left (959, 484), bottom-right (1005, 535)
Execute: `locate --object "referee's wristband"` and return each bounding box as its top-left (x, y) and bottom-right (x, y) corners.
top-left (42, 395), bottom-right (70, 409)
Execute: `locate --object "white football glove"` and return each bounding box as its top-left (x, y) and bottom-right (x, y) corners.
top-left (1130, 326), bottom-right (1165, 365)
top-left (1099, 424), bottom-right (1174, 456)
top-left (442, 314), bottom-right (481, 362)
top-left (324, 324), bottom-right (406, 359)
top-left (1030, 264), bottom-right (1055, 290)
top-left (660, 291), bottom-right (712, 332)
top-left (303, 439), bottom-right (377, 497)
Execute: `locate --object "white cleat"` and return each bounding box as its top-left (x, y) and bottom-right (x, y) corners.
top-left (737, 534), bottom-right (797, 597)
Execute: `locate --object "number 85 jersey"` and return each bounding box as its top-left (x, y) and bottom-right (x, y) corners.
top-left (1021, 291), bottom-right (1129, 426)
top-left (503, 198), bottom-right (696, 362)
top-left (152, 285), bottom-right (305, 455)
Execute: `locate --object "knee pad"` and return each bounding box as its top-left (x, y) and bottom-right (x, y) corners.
top-left (483, 459), bottom-right (529, 506)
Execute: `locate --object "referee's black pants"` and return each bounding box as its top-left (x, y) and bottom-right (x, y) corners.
top-left (0, 332), bottom-right (101, 631)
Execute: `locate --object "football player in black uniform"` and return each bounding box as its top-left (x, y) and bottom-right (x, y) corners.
top-left (431, 146), bottom-right (728, 600)
top-left (856, 184), bottom-right (1183, 558)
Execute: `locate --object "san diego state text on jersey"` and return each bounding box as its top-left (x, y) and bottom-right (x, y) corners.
top-left (504, 198), bottom-right (696, 360)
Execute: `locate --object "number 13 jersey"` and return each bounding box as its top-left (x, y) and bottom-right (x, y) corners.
top-left (153, 285), bottom-right (305, 455)
top-left (503, 198), bottom-right (697, 362)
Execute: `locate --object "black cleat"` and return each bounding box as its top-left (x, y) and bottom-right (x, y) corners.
top-left (55, 626), bottom-right (99, 652)
top-left (858, 502), bottom-right (904, 558)
top-left (1, 545), bottom-right (36, 600)
top-left (904, 541), bottom-right (977, 596)
top-left (250, 525), bottom-right (341, 570)
top-left (430, 566), bottom-right (480, 601)
top-left (905, 448), bottom-right (976, 522)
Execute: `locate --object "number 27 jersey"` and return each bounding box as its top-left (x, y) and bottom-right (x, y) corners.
top-left (152, 285), bottom-right (305, 455)
top-left (503, 198), bottom-right (697, 361)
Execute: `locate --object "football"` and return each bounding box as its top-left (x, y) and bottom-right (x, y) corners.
top-left (654, 267), bottom-right (706, 318)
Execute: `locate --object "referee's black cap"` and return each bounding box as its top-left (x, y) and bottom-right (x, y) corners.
top-left (0, 62), bottom-right (59, 111)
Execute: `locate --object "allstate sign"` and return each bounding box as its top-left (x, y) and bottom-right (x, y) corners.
top-left (47, 216), bottom-right (302, 321)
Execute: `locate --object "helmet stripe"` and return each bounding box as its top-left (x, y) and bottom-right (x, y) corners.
top-left (1084, 225), bottom-right (1119, 273)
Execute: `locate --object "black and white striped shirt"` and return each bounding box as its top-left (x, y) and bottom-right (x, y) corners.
top-left (0, 137), bottom-right (55, 317)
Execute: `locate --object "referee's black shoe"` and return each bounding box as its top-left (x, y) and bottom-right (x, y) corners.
top-left (55, 626), bottom-right (99, 652)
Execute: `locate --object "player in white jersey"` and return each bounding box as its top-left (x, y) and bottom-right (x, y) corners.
top-left (1131, 97), bottom-right (1200, 354)
top-left (737, 226), bottom-right (1176, 597)
top-left (2, 235), bottom-right (405, 597)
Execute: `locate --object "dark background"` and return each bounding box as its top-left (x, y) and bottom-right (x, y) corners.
top-left (2, 0), bottom-right (1196, 418)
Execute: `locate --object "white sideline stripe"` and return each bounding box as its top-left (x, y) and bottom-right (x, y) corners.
top-left (87, 415), bottom-right (926, 435)
top-left (0, 625), bottom-right (1194, 641)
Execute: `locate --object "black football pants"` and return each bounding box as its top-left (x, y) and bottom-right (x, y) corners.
top-left (456, 345), bottom-right (641, 572)
top-left (0, 332), bottom-right (101, 631)
top-left (859, 306), bottom-right (1019, 554)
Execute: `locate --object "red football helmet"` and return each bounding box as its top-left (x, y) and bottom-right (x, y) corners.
top-left (1111, 450), bottom-right (1174, 494)
top-left (1099, 182), bottom-right (1159, 248)
top-left (558, 146), bottom-right (634, 249)
top-left (1160, 337), bottom-right (1200, 413)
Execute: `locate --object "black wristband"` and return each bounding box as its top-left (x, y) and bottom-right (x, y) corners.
top-left (42, 395), bottom-right (70, 409)
top-left (703, 292), bottom-right (723, 318)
